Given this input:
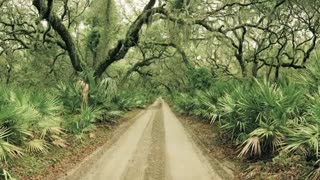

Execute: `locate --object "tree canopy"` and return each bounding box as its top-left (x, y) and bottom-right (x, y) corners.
top-left (1, 0), bottom-right (319, 86)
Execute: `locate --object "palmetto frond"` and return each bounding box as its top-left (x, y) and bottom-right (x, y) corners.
top-left (98, 78), bottom-right (118, 102)
top-left (0, 127), bottom-right (23, 162)
top-left (0, 87), bottom-right (65, 160)
top-left (284, 124), bottom-right (320, 158)
top-left (25, 139), bottom-right (49, 153)
top-left (66, 106), bottom-right (101, 135)
top-left (38, 116), bottom-right (64, 139)
top-left (307, 166), bottom-right (320, 180)
top-left (215, 79), bottom-right (304, 157)
top-left (32, 95), bottom-right (63, 116)
top-left (1, 169), bottom-right (17, 180)
top-left (238, 136), bottom-right (261, 157)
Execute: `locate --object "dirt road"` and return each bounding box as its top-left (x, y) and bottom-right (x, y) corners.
top-left (62, 98), bottom-right (232, 180)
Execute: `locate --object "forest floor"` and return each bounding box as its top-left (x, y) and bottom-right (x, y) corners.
top-left (60, 98), bottom-right (236, 180)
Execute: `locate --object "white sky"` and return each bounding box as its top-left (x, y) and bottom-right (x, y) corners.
top-left (116, 0), bottom-right (147, 21)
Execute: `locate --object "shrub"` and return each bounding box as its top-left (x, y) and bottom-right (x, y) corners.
top-left (0, 86), bottom-right (64, 165)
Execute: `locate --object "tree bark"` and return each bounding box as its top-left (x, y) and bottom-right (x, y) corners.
top-left (33, 0), bottom-right (83, 72)
top-left (252, 60), bottom-right (258, 78)
top-left (94, 5), bottom-right (164, 77)
top-left (32, 0), bottom-right (160, 78)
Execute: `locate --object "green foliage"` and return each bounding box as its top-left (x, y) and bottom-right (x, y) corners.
top-left (4, 0), bottom-right (320, 179)
top-left (172, 79), bottom-right (235, 122)
top-left (56, 82), bottom-right (82, 113)
top-left (171, 75), bottom-right (320, 177)
top-left (186, 67), bottom-right (213, 90)
top-left (294, 59), bottom-right (320, 94)
top-left (169, 0), bottom-right (200, 13)
top-left (89, 77), bottom-right (118, 107)
top-left (86, 0), bottom-right (119, 66)
top-left (115, 89), bottom-right (155, 111)
top-left (220, 80), bottom-right (306, 157)
top-left (0, 75), bottom-right (154, 178)
top-left (86, 28), bottom-right (100, 53)
top-left (57, 71), bottom-right (118, 110)
top-left (283, 90), bottom-right (320, 159)
top-left (171, 0), bottom-right (186, 9)
top-left (0, 127), bottom-right (23, 162)
top-left (64, 106), bottom-right (102, 140)
top-left (0, 86), bottom-right (64, 166)
top-left (0, 169), bottom-right (16, 180)
top-left (172, 78), bottom-right (311, 158)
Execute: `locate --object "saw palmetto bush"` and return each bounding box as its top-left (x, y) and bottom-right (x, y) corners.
top-left (0, 86), bottom-right (64, 172)
top-left (64, 106), bottom-right (103, 140)
top-left (57, 73), bottom-right (123, 121)
top-left (115, 89), bottom-right (155, 110)
top-left (173, 77), bottom-right (312, 157)
top-left (173, 78), bottom-right (308, 158)
top-left (219, 80), bottom-right (306, 157)
top-left (292, 59), bottom-right (320, 94)
top-left (218, 84), bottom-right (255, 142)
top-left (192, 91), bottom-right (218, 122)
top-left (56, 82), bottom-right (82, 113)
top-left (90, 77), bottom-right (125, 123)
top-left (0, 127), bottom-right (22, 163)
top-left (172, 79), bottom-right (239, 125)
top-left (171, 76), bottom-right (320, 178)
top-left (284, 90), bottom-right (320, 158)
top-left (0, 169), bottom-right (16, 180)
top-left (173, 93), bottom-right (197, 114)
top-left (280, 89), bottom-right (320, 179)
top-left (0, 86), bottom-right (65, 179)
top-left (174, 90), bottom-right (219, 123)
top-left (91, 77), bottom-right (118, 105)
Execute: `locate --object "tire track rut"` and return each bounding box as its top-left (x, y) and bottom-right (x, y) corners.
top-left (145, 102), bottom-right (166, 180)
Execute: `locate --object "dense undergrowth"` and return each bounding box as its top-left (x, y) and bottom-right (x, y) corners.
top-left (170, 67), bottom-right (320, 179)
top-left (0, 74), bottom-right (155, 179)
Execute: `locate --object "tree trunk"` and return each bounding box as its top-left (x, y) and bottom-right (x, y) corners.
top-left (33, 0), bottom-right (161, 78)
top-left (33, 0), bottom-right (83, 72)
top-left (6, 65), bottom-right (11, 84)
top-left (252, 61), bottom-right (258, 78)
top-left (236, 53), bottom-right (247, 77)
top-left (274, 66), bottom-right (280, 82)
top-left (92, 51), bottom-right (97, 68)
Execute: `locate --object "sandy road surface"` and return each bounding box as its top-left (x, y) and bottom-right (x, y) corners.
top-left (62, 98), bottom-right (230, 180)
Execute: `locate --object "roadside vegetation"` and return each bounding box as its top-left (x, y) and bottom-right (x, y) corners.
top-left (171, 62), bottom-right (320, 179)
top-left (0, 75), bottom-right (155, 179)
top-left (2, 0), bottom-right (320, 179)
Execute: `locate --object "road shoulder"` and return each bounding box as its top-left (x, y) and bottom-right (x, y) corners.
top-left (177, 115), bottom-right (241, 180)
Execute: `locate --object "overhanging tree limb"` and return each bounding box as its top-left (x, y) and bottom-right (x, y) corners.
top-left (148, 42), bottom-right (190, 66)
top-left (33, 0), bottom-right (83, 72)
top-left (33, 0), bottom-right (160, 77)
top-left (94, 2), bottom-right (162, 77)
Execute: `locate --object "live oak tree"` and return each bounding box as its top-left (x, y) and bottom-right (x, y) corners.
top-left (1, 0), bottom-right (320, 83)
